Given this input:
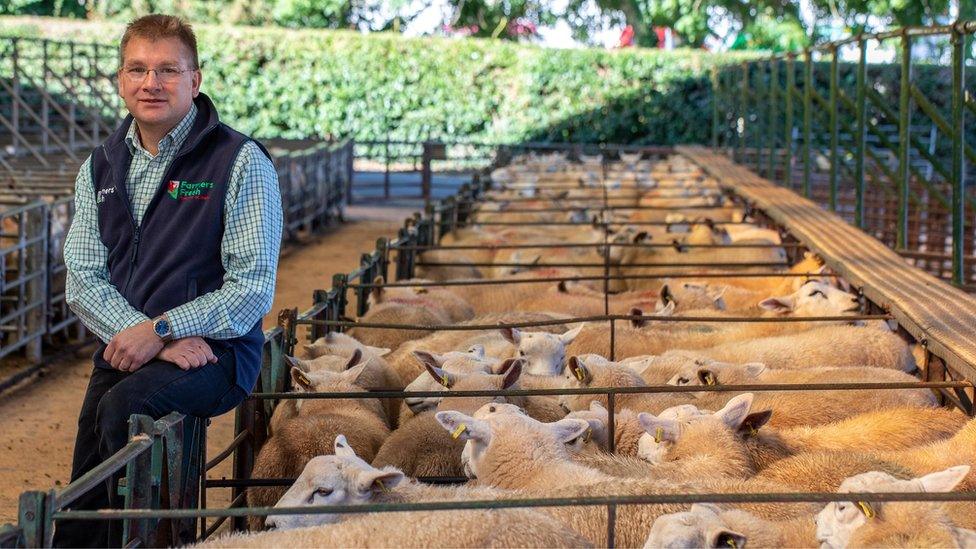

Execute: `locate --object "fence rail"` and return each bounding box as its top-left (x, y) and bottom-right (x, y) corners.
top-left (712, 21), bottom-right (976, 288)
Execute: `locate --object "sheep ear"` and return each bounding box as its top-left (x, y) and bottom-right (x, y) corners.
top-left (424, 362), bottom-right (457, 388)
top-left (412, 350), bottom-right (444, 370)
top-left (557, 281), bottom-right (569, 293)
top-left (344, 349), bottom-right (364, 370)
top-left (290, 366), bottom-right (314, 392)
top-left (285, 355), bottom-right (309, 373)
top-left (367, 345), bottom-right (391, 357)
top-left (499, 327), bottom-right (521, 345)
top-left (743, 362), bottom-right (767, 377)
top-left (560, 324), bottom-right (584, 345)
top-left (659, 283), bottom-right (675, 306)
top-left (689, 503), bottom-right (724, 516)
top-left (708, 528), bottom-right (747, 549)
top-left (656, 301), bottom-right (676, 317)
top-left (567, 356), bottom-right (591, 384)
top-left (355, 468), bottom-right (405, 495)
top-left (589, 400), bottom-right (607, 414)
top-left (302, 343), bottom-right (319, 357)
top-left (637, 413), bottom-right (680, 443)
top-left (549, 418), bottom-right (590, 444)
top-left (759, 295), bottom-right (795, 314)
top-left (738, 410), bottom-right (773, 437)
top-left (468, 344), bottom-right (485, 359)
top-left (342, 361), bottom-right (369, 385)
top-left (630, 307), bottom-right (647, 328)
top-left (370, 276), bottom-right (384, 304)
top-left (632, 231), bottom-right (649, 243)
top-left (334, 434), bottom-right (356, 458)
top-left (714, 394), bottom-right (754, 431)
top-left (696, 368), bottom-right (718, 386)
top-left (435, 411), bottom-right (490, 442)
top-left (914, 465), bottom-right (971, 492)
top-left (495, 358), bottom-right (524, 389)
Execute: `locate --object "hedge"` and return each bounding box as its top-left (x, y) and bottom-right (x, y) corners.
top-left (0, 16), bottom-right (758, 144)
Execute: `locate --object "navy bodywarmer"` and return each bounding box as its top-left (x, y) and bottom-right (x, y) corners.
top-left (90, 93), bottom-right (269, 392)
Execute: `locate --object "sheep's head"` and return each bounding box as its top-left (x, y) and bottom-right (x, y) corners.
top-left (559, 355), bottom-right (645, 412)
top-left (645, 503), bottom-right (747, 549)
top-left (565, 401), bottom-right (610, 453)
top-left (598, 225), bottom-right (651, 264)
top-left (759, 280), bottom-right (860, 318)
top-left (815, 465), bottom-right (971, 549)
top-left (636, 394), bottom-right (756, 465)
top-left (666, 359), bottom-right (766, 388)
top-left (266, 435), bottom-right (405, 530)
top-left (499, 325), bottom-right (582, 376)
top-left (403, 346), bottom-right (495, 413)
top-left (303, 332), bottom-right (390, 360)
top-left (434, 408), bottom-right (589, 482)
top-left (656, 282), bottom-right (727, 313)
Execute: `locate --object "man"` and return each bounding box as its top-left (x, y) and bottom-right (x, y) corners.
top-left (56, 14), bottom-right (282, 547)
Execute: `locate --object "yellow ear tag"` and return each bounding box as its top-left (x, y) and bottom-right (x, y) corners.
top-left (451, 423), bottom-right (468, 440)
top-left (374, 479), bottom-right (389, 492)
top-left (747, 425), bottom-right (758, 438)
top-left (725, 536), bottom-right (739, 548)
top-left (296, 371), bottom-right (311, 387)
top-left (704, 372), bottom-right (716, 386)
top-left (654, 426), bottom-right (664, 444)
top-left (441, 373), bottom-right (450, 387)
top-left (583, 428), bottom-right (592, 443)
top-left (856, 501), bottom-right (875, 519)
top-left (574, 368), bottom-right (586, 382)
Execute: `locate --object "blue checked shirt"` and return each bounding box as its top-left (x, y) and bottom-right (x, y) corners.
top-left (64, 102), bottom-right (283, 343)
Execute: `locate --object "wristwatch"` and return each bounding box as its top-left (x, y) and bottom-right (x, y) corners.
top-left (152, 315), bottom-right (173, 343)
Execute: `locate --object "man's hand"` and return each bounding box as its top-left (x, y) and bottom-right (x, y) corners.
top-left (158, 337), bottom-right (218, 370)
top-left (104, 320), bottom-right (165, 372)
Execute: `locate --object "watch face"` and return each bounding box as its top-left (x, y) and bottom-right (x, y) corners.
top-left (154, 320), bottom-right (170, 337)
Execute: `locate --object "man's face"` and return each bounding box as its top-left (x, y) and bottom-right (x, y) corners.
top-left (118, 36), bottom-right (201, 132)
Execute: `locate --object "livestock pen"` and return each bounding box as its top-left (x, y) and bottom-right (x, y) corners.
top-left (4, 143), bottom-right (975, 548)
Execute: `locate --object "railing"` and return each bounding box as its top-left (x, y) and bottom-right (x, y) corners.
top-left (712, 22), bottom-right (976, 290)
top-left (0, 36), bottom-right (120, 167)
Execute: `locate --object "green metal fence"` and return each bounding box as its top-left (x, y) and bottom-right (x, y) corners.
top-left (712, 22), bottom-right (976, 291)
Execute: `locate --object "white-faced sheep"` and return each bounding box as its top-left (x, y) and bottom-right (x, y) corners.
top-left (246, 361), bottom-right (390, 529)
top-left (646, 503), bottom-right (816, 549)
top-left (815, 466), bottom-right (973, 549)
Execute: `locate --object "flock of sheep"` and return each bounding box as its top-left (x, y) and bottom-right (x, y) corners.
top-left (201, 152), bottom-right (976, 548)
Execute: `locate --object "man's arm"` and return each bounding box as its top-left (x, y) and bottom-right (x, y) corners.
top-left (64, 156), bottom-right (153, 343)
top-left (165, 141), bottom-right (283, 339)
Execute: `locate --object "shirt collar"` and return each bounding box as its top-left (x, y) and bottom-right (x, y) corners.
top-left (125, 101), bottom-right (198, 157)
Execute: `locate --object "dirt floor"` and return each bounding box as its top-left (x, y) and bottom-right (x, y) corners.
top-left (0, 204), bottom-right (416, 526)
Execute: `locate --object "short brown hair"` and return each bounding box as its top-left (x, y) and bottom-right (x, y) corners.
top-left (119, 14), bottom-right (199, 69)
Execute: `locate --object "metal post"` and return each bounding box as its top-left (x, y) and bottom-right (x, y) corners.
top-left (421, 142), bottom-right (433, 207)
top-left (785, 55), bottom-right (796, 189)
top-left (711, 65), bottom-right (720, 149)
top-left (951, 24), bottom-right (967, 285)
top-left (803, 49), bottom-right (813, 197)
top-left (828, 44), bottom-right (840, 211)
top-left (11, 38), bottom-right (20, 156)
top-left (754, 61), bottom-right (765, 174)
top-left (897, 32), bottom-right (913, 250)
top-left (768, 58), bottom-right (779, 180)
top-left (854, 36), bottom-right (868, 228)
top-left (739, 62), bottom-right (749, 163)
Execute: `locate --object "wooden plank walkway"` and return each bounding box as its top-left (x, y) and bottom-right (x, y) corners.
top-left (678, 145), bottom-right (976, 383)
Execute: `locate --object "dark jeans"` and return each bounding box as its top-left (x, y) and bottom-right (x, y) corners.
top-left (53, 346), bottom-right (247, 548)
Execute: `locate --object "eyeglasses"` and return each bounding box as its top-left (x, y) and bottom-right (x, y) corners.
top-left (120, 66), bottom-right (196, 84)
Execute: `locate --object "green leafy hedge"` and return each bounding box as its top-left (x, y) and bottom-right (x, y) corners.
top-left (0, 16), bottom-right (757, 144)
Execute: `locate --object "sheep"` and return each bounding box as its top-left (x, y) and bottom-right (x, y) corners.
top-left (659, 323), bottom-right (916, 372)
top-left (302, 331), bottom-right (391, 361)
top-left (346, 296), bottom-right (451, 351)
top-left (246, 361), bottom-right (390, 530)
top-left (399, 346), bottom-right (499, 414)
top-left (756, 417), bottom-right (976, 492)
top-left (645, 503), bottom-right (816, 549)
top-left (565, 281), bottom-right (864, 360)
top-left (270, 350), bottom-right (402, 432)
top-left (205, 437), bottom-right (587, 547)
top-left (434, 405), bottom-right (818, 547)
top-left (499, 325), bottom-right (584, 376)
top-left (373, 357), bottom-right (562, 478)
top-left (815, 466), bottom-right (972, 549)
top-left (366, 277), bottom-right (475, 322)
